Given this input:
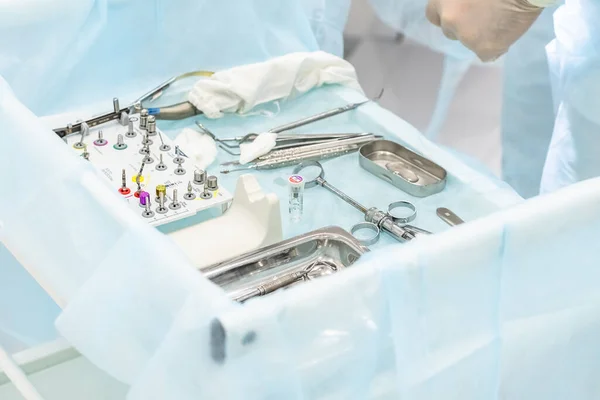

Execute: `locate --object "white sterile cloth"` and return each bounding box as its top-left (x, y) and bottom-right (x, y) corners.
top-left (188, 51), bottom-right (364, 119)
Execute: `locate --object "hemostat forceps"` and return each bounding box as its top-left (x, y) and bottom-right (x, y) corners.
top-left (294, 161), bottom-right (431, 243)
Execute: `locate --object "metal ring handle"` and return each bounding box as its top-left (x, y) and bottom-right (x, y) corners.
top-left (292, 161), bottom-right (325, 189)
top-left (350, 222), bottom-right (380, 246)
top-left (387, 201), bottom-right (417, 224)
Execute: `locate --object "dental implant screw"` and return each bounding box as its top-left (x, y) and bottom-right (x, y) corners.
top-left (126, 117), bottom-right (136, 138)
top-left (156, 154), bottom-right (167, 171)
top-left (184, 181), bottom-right (196, 200)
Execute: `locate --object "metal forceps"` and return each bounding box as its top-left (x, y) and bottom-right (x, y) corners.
top-left (293, 161), bottom-right (431, 243)
top-left (217, 88), bottom-right (385, 147)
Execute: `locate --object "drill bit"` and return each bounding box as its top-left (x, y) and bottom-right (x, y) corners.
top-left (158, 132), bottom-right (171, 151)
top-left (169, 189), bottom-right (182, 210)
top-left (156, 154), bottom-right (167, 171)
top-left (184, 181), bottom-right (196, 200)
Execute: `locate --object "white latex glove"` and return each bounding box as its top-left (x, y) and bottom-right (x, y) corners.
top-left (426, 0), bottom-right (546, 61)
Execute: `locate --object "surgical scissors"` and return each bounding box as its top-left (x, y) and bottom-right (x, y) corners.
top-left (293, 161), bottom-right (431, 243)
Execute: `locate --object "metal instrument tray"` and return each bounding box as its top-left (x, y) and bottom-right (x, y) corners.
top-left (359, 140), bottom-right (447, 197)
top-left (201, 226), bottom-right (368, 302)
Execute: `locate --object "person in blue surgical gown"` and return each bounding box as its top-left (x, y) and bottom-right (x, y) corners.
top-left (424, 0), bottom-right (600, 197)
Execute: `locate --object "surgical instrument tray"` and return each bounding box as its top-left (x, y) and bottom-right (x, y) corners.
top-left (359, 140), bottom-right (447, 197)
top-left (202, 226), bottom-right (368, 302)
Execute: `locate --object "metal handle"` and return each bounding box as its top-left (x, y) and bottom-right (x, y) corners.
top-left (436, 207), bottom-right (465, 226)
top-left (234, 271), bottom-right (305, 302)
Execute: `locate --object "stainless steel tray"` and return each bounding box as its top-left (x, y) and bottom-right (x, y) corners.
top-left (201, 226), bottom-right (369, 302)
top-left (359, 140), bottom-right (447, 197)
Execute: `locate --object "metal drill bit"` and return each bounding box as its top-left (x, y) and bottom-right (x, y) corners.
top-left (139, 142), bottom-right (150, 155)
top-left (81, 144), bottom-right (90, 160)
top-left (184, 181), bottom-right (196, 200)
top-left (142, 199), bottom-right (155, 218)
top-left (121, 169), bottom-right (127, 189)
top-left (142, 132), bottom-right (153, 146)
top-left (113, 134), bottom-right (127, 150)
top-left (136, 161), bottom-right (146, 192)
top-left (173, 155), bottom-right (185, 164)
top-left (94, 130), bottom-right (107, 146)
top-left (169, 189), bottom-right (181, 210)
top-left (143, 154), bottom-right (154, 164)
top-left (158, 132), bottom-right (171, 151)
top-left (156, 154), bottom-right (167, 171)
top-left (156, 192), bottom-right (168, 214)
top-left (73, 122), bottom-right (89, 149)
top-left (174, 160), bottom-right (186, 175)
top-left (200, 181), bottom-right (212, 199)
top-left (126, 117), bottom-right (136, 138)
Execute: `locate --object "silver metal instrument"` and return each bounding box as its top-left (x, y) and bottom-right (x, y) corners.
top-left (202, 226), bottom-right (368, 302)
top-left (359, 140), bottom-right (447, 197)
top-left (126, 117), bottom-right (136, 138)
top-left (294, 161), bottom-right (431, 243)
top-left (220, 135), bottom-right (381, 174)
top-left (53, 70), bottom-right (214, 138)
top-left (350, 222), bottom-right (380, 246)
top-left (194, 170), bottom-right (206, 185)
top-left (197, 89), bottom-right (384, 152)
top-left (387, 201), bottom-right (417, 224)
top-left (436, 207), bottom-right (465, 226)
top-left (184, 182), bottom-right (196, 200)
top-left (197, 121), bottom-right (370, 157)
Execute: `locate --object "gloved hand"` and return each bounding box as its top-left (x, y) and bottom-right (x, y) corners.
top-left (425, 0), bottom-right (544, 61)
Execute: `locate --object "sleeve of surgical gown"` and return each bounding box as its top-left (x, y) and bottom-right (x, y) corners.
top-left (541, 0), bottom-right (600, 192)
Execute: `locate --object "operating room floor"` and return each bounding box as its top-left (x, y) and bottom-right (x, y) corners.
top-left (344, 0), bottom-right (503, 177)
